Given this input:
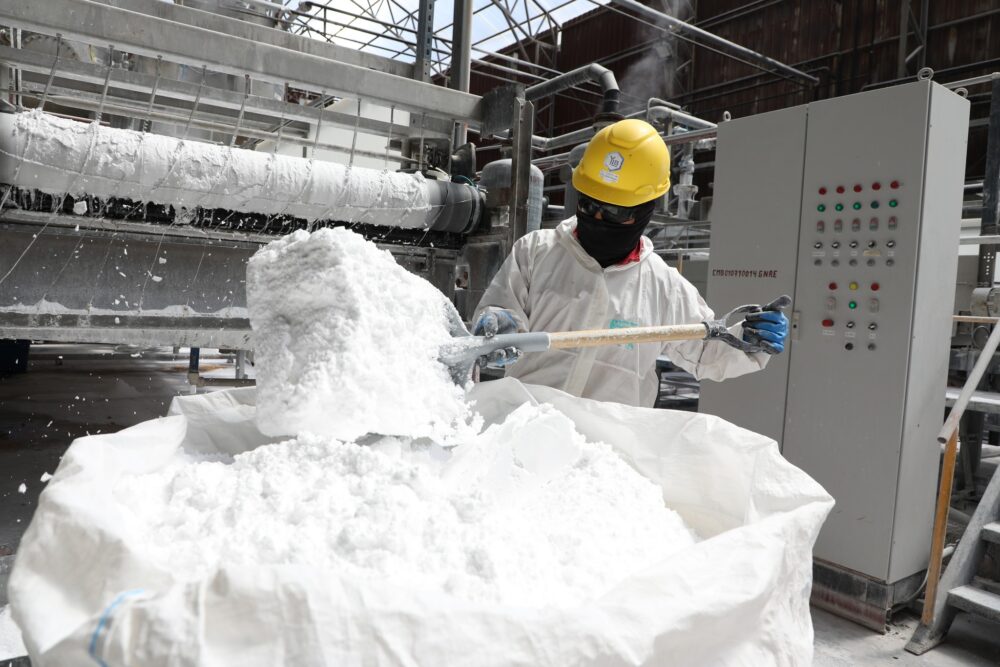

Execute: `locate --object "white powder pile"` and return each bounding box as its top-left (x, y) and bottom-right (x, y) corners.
top-left (114, 404), bottom-right (695, 607)
top-left (247, 227), bottom-right (473, 442)
top-left (3, 110), bottom-right (431, 228)
top-left (0, 606), bottom-right (26, 660)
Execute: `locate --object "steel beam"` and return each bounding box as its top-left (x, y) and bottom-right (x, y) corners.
top-left (0, 0), bottom-right (482, 122)
top-left (608, 0), bottom-right (818, 87)
top-left (0, 45), bottom-right (452, 139)
top-left (414, 0), bottom-right (436, 82)
top-left (92, 0), bottom-right (414, 79)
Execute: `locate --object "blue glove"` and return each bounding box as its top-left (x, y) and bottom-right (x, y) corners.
top-left (473, 310), bottom-right (520, 337)
top-left (472, 310), bottom-right (522, 368)
top-left (743, 310), bottom-right (789, 354)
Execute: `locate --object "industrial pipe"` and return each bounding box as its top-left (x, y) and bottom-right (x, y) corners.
top-left (524, 63), bottom-right (621, 114)
top-left (647, 106), bottom-right (717, 131)
top-left (0, 111), bottom-right (482, 233)
top-left (608, 0), bottom-right (818, 87)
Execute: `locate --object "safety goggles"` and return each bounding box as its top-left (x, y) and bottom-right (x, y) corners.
top-left (576, 194), bottom-right (640, 224)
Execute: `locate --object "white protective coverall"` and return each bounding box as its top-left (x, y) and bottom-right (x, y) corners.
top-left (475, 217), bottom-right (770, 407)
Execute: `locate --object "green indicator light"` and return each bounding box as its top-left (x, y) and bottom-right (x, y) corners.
top-left (852, 202), bottom-right (862, 210)
top-left (817, 204), bottom-right (826, 212)
top-left (888, 199), bottom-right (898, 208)
top-left (849, 300), bottom-right (857, 310)
top-left (835, 203), bottom-right (844, 211)
top-left (871, 201), bottom-right (880, 209)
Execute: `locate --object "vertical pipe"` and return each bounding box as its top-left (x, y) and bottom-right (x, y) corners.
top-left (510, 98), bottom-right (534, 244)
top-left (896, 0), bottom-right (911, 78)
top-left (977, 80), bottom-right (1000, 287)
top-left (921, 431), bottom-right (959, 625)
top-left (449, 0), bottom-right (473, 146)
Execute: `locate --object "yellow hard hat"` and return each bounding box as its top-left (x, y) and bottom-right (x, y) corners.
top-left (572, 119), bottom-right (670, 208)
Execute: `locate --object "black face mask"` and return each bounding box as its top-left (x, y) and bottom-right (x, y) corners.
top-left (575, 201), bottom-right (656, 268)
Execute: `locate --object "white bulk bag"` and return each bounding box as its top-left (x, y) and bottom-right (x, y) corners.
top-left (9, 378), bottom-right (832, 666)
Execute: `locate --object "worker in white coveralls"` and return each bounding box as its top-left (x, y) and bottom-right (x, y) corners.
top-left (472, 118), bottom-right (789, 407)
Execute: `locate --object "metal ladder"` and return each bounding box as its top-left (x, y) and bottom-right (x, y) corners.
top-left (906, 442), bottom-right (1000, 653)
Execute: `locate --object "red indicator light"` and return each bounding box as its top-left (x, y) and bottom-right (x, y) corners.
top-left (872, 182), bottom-right (882, 190)
top-left (822, 319), bottom-right (834, 328)
top-left (819, 187), bottom-right (827, 195)
top-left (853, 184), bottom-right (862, 192)
top-left (836, 185), bottom-right (845, 194)
top-left (871, 282), bottom-right (880, 291)
top-left (890, 180), bottom-right (900, 189)
top-left (828, 282), bottom-right (837, 290)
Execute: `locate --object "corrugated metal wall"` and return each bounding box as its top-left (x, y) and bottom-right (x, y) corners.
top-left (463, 1), bottom-right (999, 182)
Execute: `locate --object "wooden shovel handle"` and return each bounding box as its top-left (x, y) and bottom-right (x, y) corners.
top-left (547, 323), bottom-right (708, 349)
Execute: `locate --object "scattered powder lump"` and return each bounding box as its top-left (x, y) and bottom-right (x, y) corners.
top-left (111, 228), bottom-right (698, 607)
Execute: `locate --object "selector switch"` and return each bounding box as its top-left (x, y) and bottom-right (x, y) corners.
top-left (814, 241), bottom-right (823, 249)
top-left (850, 240), bottom-right (859, 249)
top-left (867, 240), bottom-right (877, 248)
top-left (868, 323), bottom-right (878, 330)
top-left (832, 241), bottom-right (841, 249)
top-left (886, 240), bottom-right (896, 248)
top-left (846, 321), bottom-right (855, 329)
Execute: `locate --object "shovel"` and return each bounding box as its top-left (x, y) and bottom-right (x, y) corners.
top-left (440, 295), bottom-right (792, 384)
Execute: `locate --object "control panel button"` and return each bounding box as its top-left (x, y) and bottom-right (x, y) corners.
top-left (817, 220), bottom-right (826, 232)
top-left (836, 185), bottom-right (845, 194)
top-left (889, 199), bottom-right (898, 208)
top-left (849, 258), bottom-right (858, 266)
top-left (869, 217), bottom-right (878, 230)
top-left (818, 204), bottom-right (826, 212)
top-left (872, 182), bottom-right (882, 191)
top-left (851, 219), bottom-right (861, 232)
top-left (853, 184), bottom-right (863, 192)
top-left (868, 343), bottom-right (877, 350)
top-left (888, 216), bottom-right (898, 230)
top-left (869, 298), bottom-right (880, 312)
top-left (871, 200), bottom-right (880, 209)
top-left (852, 202), bottom-right (861, 210)
top-left (849, 281), bottom-right (858, 290)
top-left (822, 318), bottom-right (834, 328)
top-left (886, 258), bottom-right (895, 267)
top-left (826, 297), bottom-right (837, 309)
top-left (819, 187), bottom-right (828, 195)
top-left (871, 282), bottom-right (880, 291)
top-left (866, 258), bottom-right (876, 267)
top-left (890, 180), bottom-right (900, 189)
top-left (845, 342), bottom-right (854, 350)
top-left (835, 203), bottom-right (845, 211)
top-left (828, 282), bottom-right (838, 290)
top-left (834, 219), bottom-right (844, 232)
top-left (848, 300), bottom-right (858, 310)
top-left (831, 259), bottom-right (840, 266)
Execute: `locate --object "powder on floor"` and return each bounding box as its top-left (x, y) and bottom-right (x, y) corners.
top-left (114, 403), bottom-right (696, 607)
top-left (0, 606), bottom-right (26, 660)
top-left (5, 110), bottom-right (432, 228)
top-left (247, 227), bottom-right (473, 442)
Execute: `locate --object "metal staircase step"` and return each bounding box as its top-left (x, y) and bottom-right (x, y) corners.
top-left (973, 577), bottom-right (1000, 596)
top-left (948, 585), bottom-right (1000, 623)
top-left (983, 522), bottom-right (1000, 545)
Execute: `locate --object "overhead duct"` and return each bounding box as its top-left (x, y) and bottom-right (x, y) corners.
top-left (0, 111), bottom-right (481, 233)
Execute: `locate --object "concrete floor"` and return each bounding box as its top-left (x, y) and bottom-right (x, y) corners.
top-left (1, 344), bottom-right (999, 665)
top-left (813, 607), bottom-right (1000, 665)
top-left (0, 344), bottom-right (236, 556)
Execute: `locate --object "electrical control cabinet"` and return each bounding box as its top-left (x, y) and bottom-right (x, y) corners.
top-left (701, 81), bottom-right (970, 598)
